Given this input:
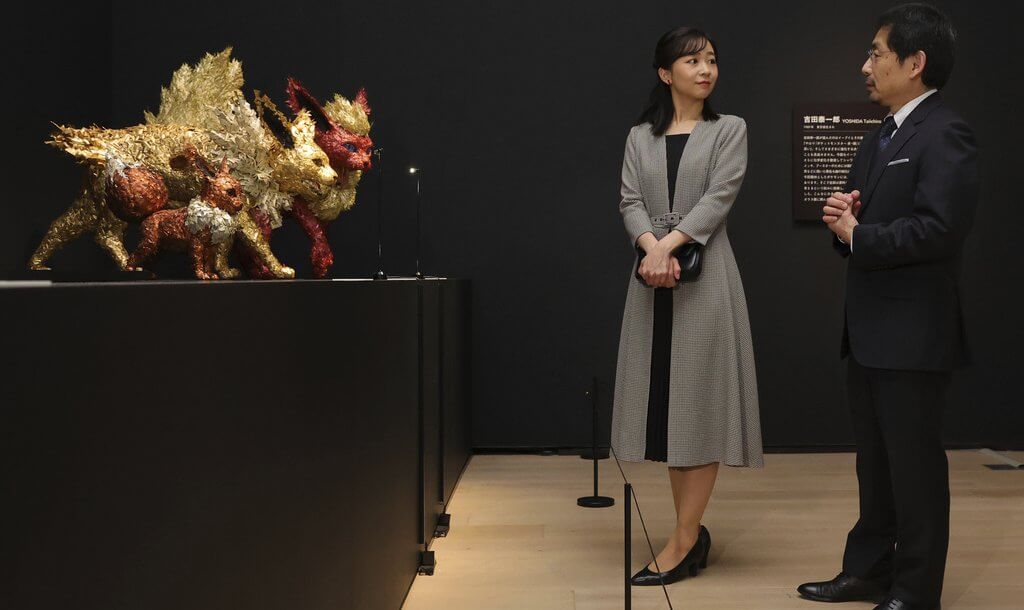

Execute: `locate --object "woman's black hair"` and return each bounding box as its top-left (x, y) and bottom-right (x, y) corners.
top-left (636, 27), bottom-right (720, 135)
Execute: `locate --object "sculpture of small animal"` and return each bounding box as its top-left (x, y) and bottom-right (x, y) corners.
top-left (126, 147), bottom-right (246, 280)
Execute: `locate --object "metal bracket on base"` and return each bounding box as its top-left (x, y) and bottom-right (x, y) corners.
top-left (433, 513), bottom-right (451, 538)
top-left (417, 550), bottom-right (436, 575)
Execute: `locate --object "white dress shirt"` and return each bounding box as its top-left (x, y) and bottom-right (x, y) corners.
top-left (846, 88), bottom-right (939, 251)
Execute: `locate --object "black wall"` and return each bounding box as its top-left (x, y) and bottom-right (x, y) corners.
top-left (5, 5), bottom-right (114, 274)
top-left (5, 1), bottom-right (1022, 449)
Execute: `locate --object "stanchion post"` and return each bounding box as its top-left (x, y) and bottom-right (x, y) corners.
top-left (625, 482), bottom-right (632, 610)
top-left (577, 378), bottom-right (614, 508)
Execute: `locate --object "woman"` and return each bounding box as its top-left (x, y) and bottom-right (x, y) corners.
top-left (610, 27), bottom-right (763, 587)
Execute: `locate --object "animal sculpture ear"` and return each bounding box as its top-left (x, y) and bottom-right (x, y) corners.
top-left (170, 146), bottom-right (216, 178)
top-left (169, 155), bottom-right (189, 171)
top-left (284, 77), bottom-right (305, 116)
top-left (193, 153), bottom-right (217, 179)
top-left (255, 90), bottom-right (296, 149)
top-left (219, 157), bottom-right (229, 174)
top-left (355, 88), bottom-right (371, 116)
top-left (285, 77), bottom-right (333, 133)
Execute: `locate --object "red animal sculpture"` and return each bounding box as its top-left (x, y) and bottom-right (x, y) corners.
top-left (235, 79), bottom-right (373, 279)
top-left (127, 148), bottom-right (247, 280)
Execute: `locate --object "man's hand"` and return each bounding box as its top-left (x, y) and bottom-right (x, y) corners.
top-left (823, 190), bottom-right (861, 222)
top-left (823, 189), bottom-right (862, 243)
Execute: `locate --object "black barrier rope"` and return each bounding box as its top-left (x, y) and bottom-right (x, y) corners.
top-left (609, 445), bottom-right (675, 610)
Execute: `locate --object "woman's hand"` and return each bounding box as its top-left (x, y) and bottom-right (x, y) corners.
top-left (639, 243), bottom-right (680, 288)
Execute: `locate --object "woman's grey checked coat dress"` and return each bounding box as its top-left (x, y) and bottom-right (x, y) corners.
top-left (611, 115), bottom-right (764, 468)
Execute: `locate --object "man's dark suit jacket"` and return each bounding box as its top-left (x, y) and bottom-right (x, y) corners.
top-left (834, 92), bottom-right (979, 372)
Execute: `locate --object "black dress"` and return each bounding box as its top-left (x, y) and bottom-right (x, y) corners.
top-left (644, 133), bottom-right (689, 462)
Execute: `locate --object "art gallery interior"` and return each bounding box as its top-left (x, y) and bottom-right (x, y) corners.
top-left (2, 2), bottom-right (1021, 609)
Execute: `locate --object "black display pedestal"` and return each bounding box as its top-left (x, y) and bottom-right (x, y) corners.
top-left (0, 278), bottom-right (471, 610)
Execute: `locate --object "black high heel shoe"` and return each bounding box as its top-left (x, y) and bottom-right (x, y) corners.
top-left (631, 525), bottom-right (711, 586)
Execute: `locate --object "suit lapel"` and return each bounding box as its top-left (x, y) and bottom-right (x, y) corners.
top-left (856, 129), bottom-right (880, 191)
top-left (858, 92), bottom-right (943, 218)
top-left (861, 119), bottom-right (917, 206)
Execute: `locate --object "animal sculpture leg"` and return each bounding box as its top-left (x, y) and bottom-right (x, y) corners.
top-left (291, 198), bottom-right (334, 279)
top-left (214, 238), bottom-right (240, 279)
top-left (188, 233), bottom-right (216, 280)
top-left (203, 238), bottom-right (219, 279)
top-left (129, 216), bottom-right (163, 269)
top-left (234, 209), bottom-right (274, 279)
top-left (235, 209), bottom-right (294, 279)
top-left (203, 237), bottom-right (220, 280)
top-left (94, 209), bottom-right (131, 270)
top-left (28, 191), bottom-right (100, 270)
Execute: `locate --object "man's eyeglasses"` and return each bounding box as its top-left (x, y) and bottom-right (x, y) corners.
top-left (867, 49), bottom-right (896, 64)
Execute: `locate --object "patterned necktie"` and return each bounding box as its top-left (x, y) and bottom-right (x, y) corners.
top-left (878, 116), bottom-right (897, 152)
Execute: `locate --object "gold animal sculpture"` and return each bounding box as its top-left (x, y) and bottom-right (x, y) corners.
top-left (147, 48), bottom-right (374, 278)
top-left (29, 48), bottom-right (340, 279)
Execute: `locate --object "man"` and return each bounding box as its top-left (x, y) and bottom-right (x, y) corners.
top-left (798, 4), bottom-right (978, 610)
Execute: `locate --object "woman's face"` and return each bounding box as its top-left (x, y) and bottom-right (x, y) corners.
top-left (660, 43), bottom-right (718, 101)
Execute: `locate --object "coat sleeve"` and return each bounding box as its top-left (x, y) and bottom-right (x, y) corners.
top-left (831, 147), bottom-right (861, 258)
top-left (850, 120), bottom-right (979, 271)
top-left (673, 117), bottom-right (748, 245)
top-left (619, 127), bottom-right (655, 246)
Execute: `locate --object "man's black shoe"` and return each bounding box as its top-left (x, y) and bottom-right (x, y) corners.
top-left (797, 572), bottom-right (889, 603)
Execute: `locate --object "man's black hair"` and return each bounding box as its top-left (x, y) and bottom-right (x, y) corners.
top-left (878, 3), bottom-right (958, 89)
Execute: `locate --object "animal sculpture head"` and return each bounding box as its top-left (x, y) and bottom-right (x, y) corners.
top-left (285, 78), bottom-right (373, 175)
top-left (171, 146), bottom-right (247, 214)
top-left (255, 92), bottom-right (338, 201)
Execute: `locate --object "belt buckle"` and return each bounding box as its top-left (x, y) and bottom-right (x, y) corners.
top-left (653, 213), bottom-right (679, 228)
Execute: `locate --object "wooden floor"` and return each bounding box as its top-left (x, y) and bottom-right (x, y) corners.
top-left (403, 451), bottom-right (1023, 610)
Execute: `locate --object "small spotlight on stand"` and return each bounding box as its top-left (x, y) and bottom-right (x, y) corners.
top-left (409, 166), bottom-right (424, 279)
top-left (372, 147), bottom-right (387, 281)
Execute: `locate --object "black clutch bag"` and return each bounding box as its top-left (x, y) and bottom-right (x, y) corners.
top-left (634, 242), bottom-right (704, 287)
